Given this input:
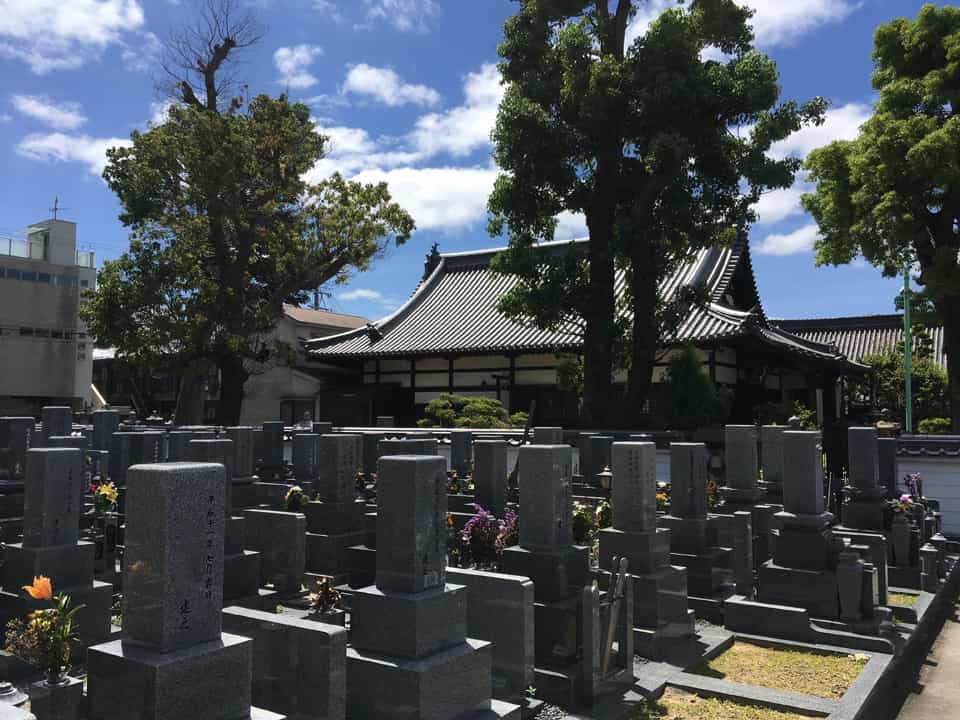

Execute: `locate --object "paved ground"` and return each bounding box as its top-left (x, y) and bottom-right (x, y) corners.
top-left (897, 604), bottom-right (960, 720)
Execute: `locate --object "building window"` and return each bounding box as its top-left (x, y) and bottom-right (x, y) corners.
top-left (21, 271), bottom-right (36, 282)
top-left (27, 228), bottom-right (48, 261)
top-left (38, 272), bottom-right (50, 283)
top-left (6, 269), bottom-right (20, 280)
top-left (80, 279), bottom-right (89, 288)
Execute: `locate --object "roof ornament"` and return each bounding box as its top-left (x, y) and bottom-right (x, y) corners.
top-left (423, 242), bottom-right (442, 281)
top-left (365, 323), bottom-right (383, 342)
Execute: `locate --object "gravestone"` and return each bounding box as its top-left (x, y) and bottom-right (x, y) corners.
top-left (598, 443), bottom-right (695, 658)
top-left (450, 429), bottom-right (473, 477)
top-left (244, 509), bottom-right (305, 594)
top-left (347, 454), bottom-right (518, 719)
top-left (292, 433), bottom-right (319, 492)
top-left (843, 427), bottom-right (885, 530)
top-left (757, 431), bottom-right (875, 621)
top-left (0, 448), bottom-right (113, 646)
top-left (260, 422), bottom-right (286, 481)
top-left (47, 435), bottom-right (91, 495)
top-left (91, 410), bottom-right (120, 452)
top-left (40, 406), bottom-right (72, 446)
top-left (359, 432), bottom-right (385, 475)
top-left (473, 440), bottom-right (508, 515)
top-left (166, 431), bottom-right (195, 462)
top-left (108, 432), bottom-right (135, 485)
top-left (226, 427), bottom-right (257, 510)
top-left (377, 437), bottom-right (438, 459)
top-left (878, 437), bottom-right (898, 500)
top-left (311, 421), bottom-right (334, 436)
top-left (0, 416), bottom-right (34, 481)
top-left (86, 462), bottom-right (283, 720)
top-left (580, 434), bottom-right (613, 481)
top-left (717, 425), bottom-right (774, 566)
top-left (658, 443), bottom-right (735, 621)
top-left (304, 435), bottom-right (365, 581)
top-left (760, 425), bottom-right (787, 502)
top-left (222, 606), bottom-right (346, 720)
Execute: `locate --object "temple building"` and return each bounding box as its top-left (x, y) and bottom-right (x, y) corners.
top-left (305, 238), bottom-right (870, 427)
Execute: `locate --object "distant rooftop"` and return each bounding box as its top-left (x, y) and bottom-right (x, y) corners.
top-left (282, 304), bottom-right (368, 329)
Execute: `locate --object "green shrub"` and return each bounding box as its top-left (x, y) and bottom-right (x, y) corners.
top-left (661, 345), bottom-right (731, 431)
top-left (918, 417), bottom-right (952, 434)
top-left (852, 351), bottom-right (949, 426)
top-left (417, 393), bottom-right (526, 429)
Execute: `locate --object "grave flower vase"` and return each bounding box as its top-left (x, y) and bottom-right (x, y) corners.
top-left (28, 675), bottom-right (82, 720)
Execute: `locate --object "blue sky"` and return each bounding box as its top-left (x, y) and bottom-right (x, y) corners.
top-left (0, 0), bottom-right (933, 323)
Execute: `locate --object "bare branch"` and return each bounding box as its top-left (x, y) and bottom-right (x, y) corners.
top-left (160, 0), bottom-right (265, 113)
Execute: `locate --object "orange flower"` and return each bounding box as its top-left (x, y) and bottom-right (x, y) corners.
top-left (22, 576), bottom-right (53, 600)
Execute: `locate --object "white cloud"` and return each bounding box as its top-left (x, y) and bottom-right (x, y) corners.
top-left (313, 0), bottom-right (346, 24)
top-left (627, 0), bottom-right (857, 49)
top-left (16, 132), bottom-right (132, 176)
top-left (0, 0), bottom-right (145, 74)
top-left (554, 211), bottom-right (587, 240)
top-left (274, 44), bottom-right (324, 90)
top-left (11, 95), bottom-right (86, 130)
top-left (338, 288), bottom-right (386, 302)
top-left (343, 64), bottom-right (440, 107)
top-left (754, 223), bottom-right (820, 256)
top-left (120, 30), bottom-right (160, 73)
top-left (409, 63), bottom-right (502, 158)
top-left (353, 165), bottom-right (498, 232)
top-left (752, 185), bottom-right (807, 226)
top-left (363, 0), bottom-right (438, 33)
top-left (770, 103), bottom-right (871, 160)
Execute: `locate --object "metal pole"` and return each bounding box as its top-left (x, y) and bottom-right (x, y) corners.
top-left (904, 268), bottom-right (913, 433)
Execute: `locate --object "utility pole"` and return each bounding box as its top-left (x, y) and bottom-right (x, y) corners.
top-left (903, 268), bottom-right (913, 433)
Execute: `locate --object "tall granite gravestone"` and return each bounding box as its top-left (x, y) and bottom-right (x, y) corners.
top-left (598, 443), bottom-right (694, 658)
top-left (580, 435), bottom-right (613, 481)
top-left (0, 448), bottom-right (113, 645)
top-left (304, 435), bottom-right (365, 582)
top-left (658, 443), bottom-right (735, 621)
top-left (244, 509), bottom-right (306, 595)
top-left (86, 463), bottom-right (284, 720)
top-left (757, 431), bottom-right (874, 621)
top-left (760, 425), bottom-right (787, 503)
top-left (225, 426), bottom-right (258, 509)
top-left (347, 455), bottom-right (519, 719)
top-left (716, 425), bottom-right (774, 564)
top-left (450, 429), bottom-right (473, 477)
top-left (359, 432), bottom-right (385, 475)
top-left (260, 421), bottom-right (286, 481)
top-left (40, 406), bottom-right (72, 447)
top-left (0, 417), bottom-right (34, 481)
top-left (878, 437), bottom-right (899, 500)
top-left (843, 427), bottom-right (885, 530)
top-left (500, 446), bottom-right (591, 669)
top-left (190, 439), bottom-right (260, 604)
top-left (91, 410), bottom-right (120, 453)
top-left (166, 431), bottom-right (195, 462)
top-left (473, 440), bottom-right (508, 516)
top-left (292, 433), bottom-right (320, 493)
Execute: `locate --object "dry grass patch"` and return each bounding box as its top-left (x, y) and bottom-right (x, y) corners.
top-left (629, 688), bottom-right (814, 720)
top-left (690, 642), bottom-right (868, 699)
top-left (887, 592), bottom-right (917, 607)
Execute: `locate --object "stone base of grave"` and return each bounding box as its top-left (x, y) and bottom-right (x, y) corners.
top-left (629, 567), bottom-right (696, 649)
top-left (346, 544), bottom-right (377, 589)
top-left (757, 562), bottom-right (841, 619)
top-left (597, 527), bottom-right (670, 574)
top-left (86, 633), bottom-right (284, 720)
top-left (305, 531), bottom-right (366, 576)
top-left (29, 675), bottom-right (83, 720)
top-left (671, 549), bottom-right (735, 596)
top-left (231, 479), bottom-right (258, 510)
top-left (252, 482), bottom-right (291, 510)
top-left (224, 550), bottom-right (261, 602)
top-left (657, 516), bottom-right (708, 553)
top-left (841, 492), bottom-right (885, 532)
top-left (346, 639), bottom-right (502, 720)
top-left (304, 500), bottom-right (366, 534)
top-left (0, 580), bottom-right (113, 646)
top-left (350, 584), bottom-right (467, 659)
top-left (2, 541), bottom-right (95, 589)
top-left (715, 502), bottom-right (775, 563)
top-left (633, 609), bottom-right (697, 660)
top-left (532, 595), bottom-right (581, 666)
top-left (500, 546), bottom-right (590, 603)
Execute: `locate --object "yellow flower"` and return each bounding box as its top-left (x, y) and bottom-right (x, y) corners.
top-left (98, 483), bottom-right (118, 504)
top-left (22, 576), bottom-right (52, 600)
top-left (446, 513), bottom-right (454, 529)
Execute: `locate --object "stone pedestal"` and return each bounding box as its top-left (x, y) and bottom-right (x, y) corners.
top-left (347, 455), bottom-right (517, 719)
top-left (717, 426), bottom-right (774, 565)
top-left (86, 462), bottom-right (283, 720)
top-left (29, 676), bottom-right (83, 720)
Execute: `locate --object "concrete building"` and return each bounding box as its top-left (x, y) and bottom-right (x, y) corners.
top-left (0, 219), bottom-right (96, 415)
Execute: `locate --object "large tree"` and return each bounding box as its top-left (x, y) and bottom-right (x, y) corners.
top-left (86, 1), bottom-right (414, 425)
top-left (803, 4), bottom-right (960, 431)
top-left (489, 0), bottom-right (824, 426)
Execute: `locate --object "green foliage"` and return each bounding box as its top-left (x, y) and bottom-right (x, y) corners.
top-left (572, 502), bottom-right (596, 545)
top-left (488, 0), bottom-right (825, 423)
top-left (86, 70), bottom-right (413, 425)
top-left (660, 345), bottom-right (731, 431)
top-left (918, 418), bottom-right (952, 435)
top-left (802, 5), bottom-right (960, 428)
top-left (792, 402), bottom-right (818, 430)
top-left (556, 354), bottom-right (585, 396)
top-left (417, 394), bottom-right (527, 429)
top-left (857, 351), bottom-right (949, 426)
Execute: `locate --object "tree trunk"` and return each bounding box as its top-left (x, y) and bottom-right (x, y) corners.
top-left (625, 241), bottom-right (658, 428)
top-left (174, 364), bottom-right (206, 426)
top-left (581, 215), bottom-right (617, 428)
top-left (216, 354), bottom-right (249, 427)
top-left (940, 296), bottom-right (960, 432)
